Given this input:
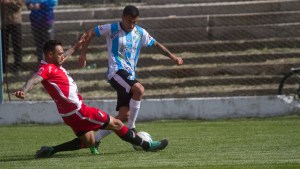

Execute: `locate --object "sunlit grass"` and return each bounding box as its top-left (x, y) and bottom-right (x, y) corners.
top-left (0, 116), bottom-right (299, 169)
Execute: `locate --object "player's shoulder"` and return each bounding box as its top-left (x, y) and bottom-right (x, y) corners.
top-left (135, 24), bottom-right (144, 29)
top-left (37, 62), bottom-right (48, 70)
top-left (135, 25), bottom-right (150, 37)
top-left (37, 62), bottom-right (59, 74)
top-left (39, 62), bottom-right (56, 69)
top-left (135, 24), bottom-right (146, 31)
top-left (100, 22), bottom-right (118, 28)
top-left (97, 22), bottom-right (118, 33)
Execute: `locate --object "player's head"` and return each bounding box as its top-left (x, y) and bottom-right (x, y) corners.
top-left (43, 40), bottom-right (65, 66)
top-left (121, 5), bottom-right (139, 32)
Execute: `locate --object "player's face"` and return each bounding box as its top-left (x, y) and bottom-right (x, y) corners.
top-left (121, 15), bottom-right (138, 32)
top-left (53, 45), bottom-right (65, 66)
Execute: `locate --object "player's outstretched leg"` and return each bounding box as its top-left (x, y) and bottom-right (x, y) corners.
top-left (112, 123), bottom-right (169, 152)
top-left (35, 138), bottom-right (84, 158)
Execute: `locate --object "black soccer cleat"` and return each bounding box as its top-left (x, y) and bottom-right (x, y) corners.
top-left (35, 146), bottom-right (54, 158)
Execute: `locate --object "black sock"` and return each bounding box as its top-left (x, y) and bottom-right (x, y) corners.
top-left (119, 129), bottom-right (150, 150)
top-left (51, 138), bottom-right (83, 155)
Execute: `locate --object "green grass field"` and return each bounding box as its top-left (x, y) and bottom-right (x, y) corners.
top-left (0, 116), bottom-right (299, 169)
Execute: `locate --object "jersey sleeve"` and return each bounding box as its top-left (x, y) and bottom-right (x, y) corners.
top-left (36, 65), bottom-right (51, 80)
top-left (94, 24), bottom-right (111, 37)
top-left (142, 29), bottom-right (156, 48)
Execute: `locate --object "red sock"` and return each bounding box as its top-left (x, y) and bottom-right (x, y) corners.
top-left (115, 126), bottom-right (148, 149)
top-left (115, 125), bottom-right (129, 137)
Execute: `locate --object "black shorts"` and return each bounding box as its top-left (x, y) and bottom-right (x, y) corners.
top-left (109, 70), bottom-right (139, 111)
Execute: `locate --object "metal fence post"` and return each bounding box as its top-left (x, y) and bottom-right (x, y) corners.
top-left (0, 3), bottom-right (3, 104)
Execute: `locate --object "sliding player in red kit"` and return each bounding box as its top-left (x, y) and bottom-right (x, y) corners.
top-left (13, 39), bottom-right (168, 158)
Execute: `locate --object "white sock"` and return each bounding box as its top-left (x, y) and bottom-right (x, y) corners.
top-left (127, 99), bottom-right (141, 129)
top-left (95, 130), bottom-right (113, 142)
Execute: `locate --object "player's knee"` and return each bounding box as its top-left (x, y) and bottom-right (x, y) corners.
top-left (138, 85), bottom-right (144, 96)
top-left (132, 83), bottom-right (144, 97)
top-left (115, 119), bottom-right (124, 130)
top-left (110, 117), bottom-right (124, 130)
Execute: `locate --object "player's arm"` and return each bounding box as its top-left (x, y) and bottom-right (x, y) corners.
top-left (12, 74), bottom-right (43, 99)
top-left (154, 41), bottom-right (183, 65)
top-left (61, 33), bottom-right (87, 64)
top-left (78, 28), bottom-right (96, 68)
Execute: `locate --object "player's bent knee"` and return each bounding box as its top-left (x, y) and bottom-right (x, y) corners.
top-left (132, 83), bottom-right (144, 97)
top-left (137, 85), bottom-right (144, 95)
top-left (109, 116), bottom-right (124, 130)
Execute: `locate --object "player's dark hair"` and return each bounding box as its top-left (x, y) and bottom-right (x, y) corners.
top-left (123, 5), bottom-right (139, 18)
top-left (43, 40), bottom-right (62, 55)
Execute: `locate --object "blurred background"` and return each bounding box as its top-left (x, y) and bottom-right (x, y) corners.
top-left (1, 0), bottom-right (300, 101)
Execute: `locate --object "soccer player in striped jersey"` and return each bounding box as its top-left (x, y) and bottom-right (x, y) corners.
top-left (13, 39), bottom-right (168, 158)
top-left (79, 5), bottom-right (183, 154)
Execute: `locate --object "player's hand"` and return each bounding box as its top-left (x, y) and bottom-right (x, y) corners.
top-left (174, 57), bottom-right (183, 66)
top-left (12, 90), bottom-right (25, 99)
top-left (62, 33), bottom-right (88, 64)
top-left (75, 32), bottom-right (87, 49)
top-left (78, 54), bottom-right (87, 68)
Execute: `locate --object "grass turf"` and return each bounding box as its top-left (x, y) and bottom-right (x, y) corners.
top-left (0, 115), bottom-right (299, 169)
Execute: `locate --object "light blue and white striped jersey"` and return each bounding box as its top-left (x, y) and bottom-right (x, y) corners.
top-left (94, 22), bottom-right (156, 80)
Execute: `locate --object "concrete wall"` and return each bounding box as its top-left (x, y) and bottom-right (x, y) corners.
top-left (0, 96), bottom-right (299, 125)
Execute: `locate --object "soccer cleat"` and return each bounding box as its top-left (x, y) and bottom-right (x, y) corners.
top-left (90, 141), bottom-right (100, 155)
top-left (35, 146), bottom-right (54, 158)
top-left (147, 139), bottom-right (169, 152)
top-left (90, 146), bottom-right (99, 155)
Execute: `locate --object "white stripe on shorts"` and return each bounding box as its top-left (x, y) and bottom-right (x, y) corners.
top-left (113, 73), bottom-right (131, 93)
top-left (75, 111), bottom-right (105, 125)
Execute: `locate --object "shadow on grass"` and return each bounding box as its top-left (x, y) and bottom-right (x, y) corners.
top-left (0, 154), bottom-right (84, 162)
top-left (0, 150), bottom-right (132, 162)
top-left (0, 154), bottom-right (35, 162)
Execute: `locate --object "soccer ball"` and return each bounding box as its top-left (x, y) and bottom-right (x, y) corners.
top-left (132, 131), bottom-right (153, 151)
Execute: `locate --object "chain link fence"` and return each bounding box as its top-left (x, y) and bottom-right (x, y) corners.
top-left (1, 0), bottom-right (300, 101)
